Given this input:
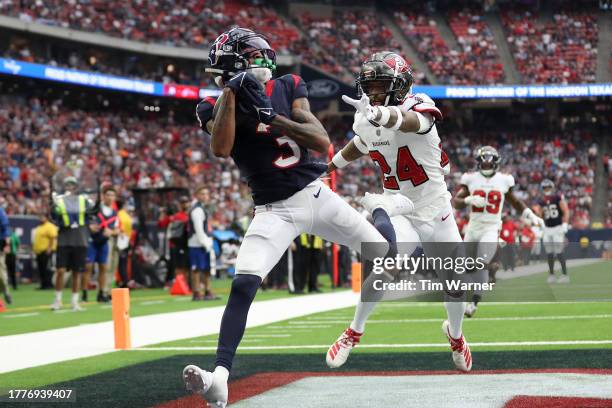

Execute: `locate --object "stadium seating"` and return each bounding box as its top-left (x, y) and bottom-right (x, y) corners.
top-left (501, 8), bottom-right (598, 84)
top-left (393, 8), bottom-right (504, 85)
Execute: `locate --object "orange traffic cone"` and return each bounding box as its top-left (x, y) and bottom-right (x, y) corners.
top-left (0, 298), bottom-right (6, 312)
top-left (170, 274), bottom-right (192, 296)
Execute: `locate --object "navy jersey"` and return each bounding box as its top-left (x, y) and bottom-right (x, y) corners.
top-left (196, 74), bottom-right (326, 205)
top-left (539, 194), bottom-right (564, 227)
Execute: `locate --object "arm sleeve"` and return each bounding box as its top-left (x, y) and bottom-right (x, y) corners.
top-left (414, 111), bottom-right (435, 134)
top-left (191, 208), bottom-right (209, 248)
top-left (196, 97), bottom-right (216, 130)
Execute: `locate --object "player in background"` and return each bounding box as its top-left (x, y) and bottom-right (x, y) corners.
top-left (534, 179), bottom-right (570, 283)
top-left (453, 146), bottom-right (545, 317)
top-left (182, 28), bottom-right (389, 408)
top-left (325, 51), bottom-right (473, 372)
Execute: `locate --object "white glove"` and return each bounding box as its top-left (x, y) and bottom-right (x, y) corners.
top-left (522, 208), bottom-right (545, 228)
top-left (562, 223), bottom-right (569, 234)
top-left (465, 195), bottom-right (486, 207)
top-left (342, 94), bottom-right (377, 121)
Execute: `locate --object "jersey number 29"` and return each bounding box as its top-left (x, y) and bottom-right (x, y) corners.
top-left (472, 190), bottom-right (502, 214)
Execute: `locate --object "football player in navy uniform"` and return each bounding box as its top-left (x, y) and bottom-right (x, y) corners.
top-left (182, 28), bottom-right (389, 407)
top-left (535, 179), bottom-right (570, 283)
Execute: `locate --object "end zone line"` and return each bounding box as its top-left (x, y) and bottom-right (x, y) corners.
top-left (134, 339), bottom-right (612, 352)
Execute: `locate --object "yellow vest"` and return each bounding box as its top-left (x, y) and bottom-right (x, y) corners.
top-left (300, 234), bottom-right (323, 249)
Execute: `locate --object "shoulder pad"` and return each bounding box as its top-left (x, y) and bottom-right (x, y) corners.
top-left (402, 93), bottom-right (442, 121)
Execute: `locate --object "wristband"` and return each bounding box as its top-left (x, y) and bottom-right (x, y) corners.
top-left (332, 151), bottom-right (350, 169)
top-left (390, 106), bottom-right (403, 130)
top-left (377, 106), bottom-right (391, 126)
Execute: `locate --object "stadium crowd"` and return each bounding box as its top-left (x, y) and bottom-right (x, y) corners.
top-left (0, 92), bottom-right (602, 232)
top-left (0, 95), bottom-right (252, 229)
top-left (501, 7), bottom-right (598, 84)
top-left (393, 7), bottom-right (505, 85)
top-left (0, 1), bottom-right (603, 85)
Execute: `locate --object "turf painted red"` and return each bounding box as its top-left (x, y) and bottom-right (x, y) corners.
top-left (154, 368), bottom-right (612, 408)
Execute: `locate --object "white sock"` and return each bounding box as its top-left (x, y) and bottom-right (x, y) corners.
top-left (71, 292), bottom-right (79, 305)
top-left (214, 366), bottom-right (229, 383)
top-left (444, 301), bottom-right (465, 339)
top-left (349, 301), bottom-right (376, 333)
top-left (55, 291), bottom-right (62, 302)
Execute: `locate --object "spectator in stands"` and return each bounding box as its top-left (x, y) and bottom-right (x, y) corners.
top-left (32, 213), bottom-right (58, 290)
top-left (0, 199), bottom-right (12, 304)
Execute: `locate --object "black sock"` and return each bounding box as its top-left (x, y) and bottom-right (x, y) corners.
top-left (557, 253), bottom-right (567, 275)
top-left (372, 208), bottom-right (397, 257)
top-left (473, 293), bottom-right (482, 306)
top-left (547, 254), bottom-right (555, 275)
top-left (215, 274), bottom-right (262, 371)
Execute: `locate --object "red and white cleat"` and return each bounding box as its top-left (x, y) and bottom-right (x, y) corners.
top-left (326, 327), bottom-right (362, 368)
top-left (442, 320), bottom-right (472, 372)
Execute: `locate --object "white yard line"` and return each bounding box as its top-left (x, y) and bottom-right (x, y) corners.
top-left (135, 339), bottom-right (612, 352)
top-left (299, 314), bottom-right (612, 324)
top-left (0, 290), bottom-right (359, 374)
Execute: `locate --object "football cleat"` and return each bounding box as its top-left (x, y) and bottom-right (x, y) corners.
top-left (442, 320), bottom-right (472, 372)
top-left (72, 302), bottom-right (84, 312)
top-left (547, 275), bottom-right (557, 284)
top-left (326, 327), bottom-right (362, 368)
top-left (183, 365), bottom-right (227, 408)
top-left (51, 299), bottom-right (62, 311)
top-left (360, 193), bottom-right (414, 217)
top-left (464, 302), bottom-right (477, 318)
top-left (557, 275), bottom-right (570, 284)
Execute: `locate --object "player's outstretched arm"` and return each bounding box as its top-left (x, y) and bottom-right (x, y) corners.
top-left (327, 138), bottom-right (368, 174)
top-left (269, 97), bottom-right (330, 154)
top-left (211, 88), bottom-right (236, 158)
top-left (453, 186), bottom-right (471, 209)
top-left (507, 189), bottom-right (544, 227)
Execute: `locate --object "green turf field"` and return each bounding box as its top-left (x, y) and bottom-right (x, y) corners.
top-left (0, 276), bottom-right (338, 336)
top-left (1, 261), bottom-right (611, 407)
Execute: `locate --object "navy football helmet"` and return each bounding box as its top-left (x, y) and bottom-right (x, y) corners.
top-left (206, 27), bottom-right (276, 80)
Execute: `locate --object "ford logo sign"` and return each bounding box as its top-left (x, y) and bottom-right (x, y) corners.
top-left (307, 79), bottom-right (339, 98)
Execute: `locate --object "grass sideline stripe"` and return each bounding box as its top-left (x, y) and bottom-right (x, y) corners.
top-left (135, 340), bottom-right (612, 352)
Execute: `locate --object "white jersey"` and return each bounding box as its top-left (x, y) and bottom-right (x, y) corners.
top-left (352, 93), bottom-right (450, 211)
top-left (461, 171), bottom-right (515, 227)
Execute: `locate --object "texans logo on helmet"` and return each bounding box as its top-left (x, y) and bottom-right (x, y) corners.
top-left (384, 55), bottom-right (409, 73)
top-left (210, 33), bottom-right (229, 64)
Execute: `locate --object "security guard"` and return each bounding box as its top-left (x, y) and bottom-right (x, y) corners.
top-left (50, 176), bottom-right (97, 311)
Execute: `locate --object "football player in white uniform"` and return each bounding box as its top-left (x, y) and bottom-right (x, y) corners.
top-left (453, 146), bottom-right (545, 317)
top-left (326, 51), bottom-right (473, 372)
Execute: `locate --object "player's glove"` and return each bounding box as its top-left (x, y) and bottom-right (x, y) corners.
top-left (464, 195), bottom-right (486, 207)
top-left (522, 208), bottom-right (545, 228)
top-left (226, 72), bottom-right (277, 124)
top-left (342, 94), bottom-right (377, 122)
top-left (562, 222), bottom-right (569, 234)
